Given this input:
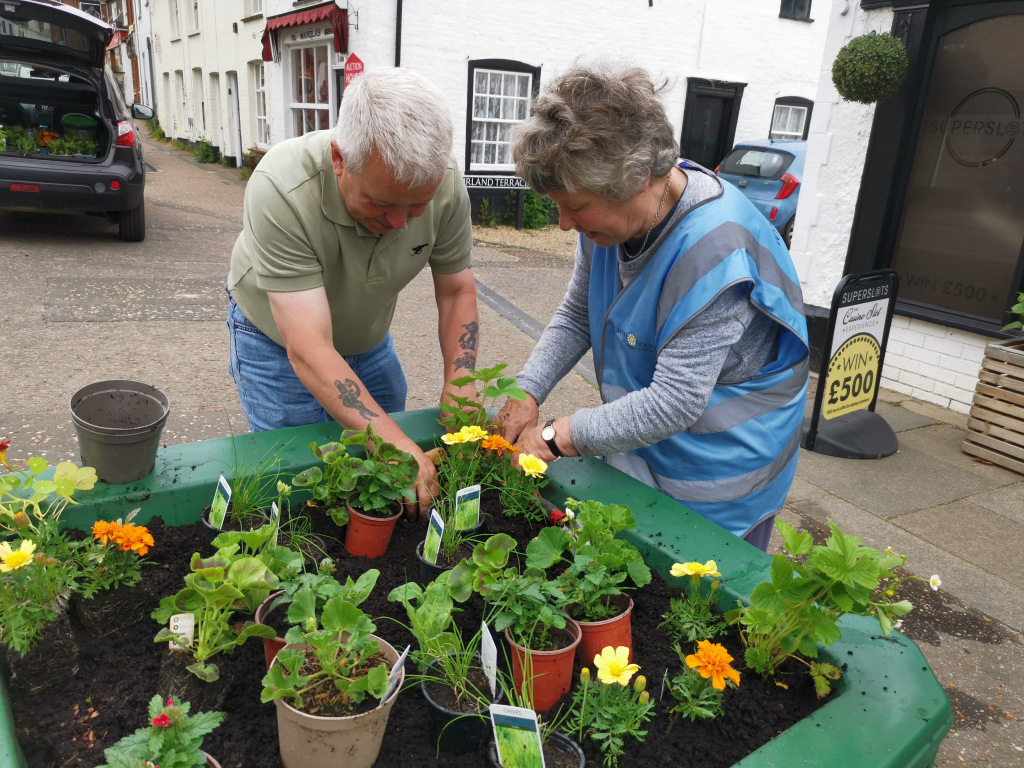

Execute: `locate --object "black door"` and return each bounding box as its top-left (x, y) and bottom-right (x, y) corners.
top-left (680, 78), bottom-right (745, 169)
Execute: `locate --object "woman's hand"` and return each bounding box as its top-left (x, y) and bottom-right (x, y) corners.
top-left (493, 393), bottom-right (540, 444)
top-left (515, 415), bottom-right (577, 463)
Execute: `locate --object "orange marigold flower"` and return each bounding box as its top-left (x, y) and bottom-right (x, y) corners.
top-left (92, 520), bottom-right (121, 546)
top-left (685, 639), bottom-right (740, 691)
top-left (114, 523), bottom-right (154, 556)
top-left (481, 435), bottom-right (517, 456)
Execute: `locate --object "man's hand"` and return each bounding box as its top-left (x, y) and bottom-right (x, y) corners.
top-left (403, 442), bottom-right (441, 520)
top-left (493, 393), bottom-right (540, 444)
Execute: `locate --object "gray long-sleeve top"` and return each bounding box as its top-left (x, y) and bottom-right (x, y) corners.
top-left (516, 169), bottom-right (780, 457)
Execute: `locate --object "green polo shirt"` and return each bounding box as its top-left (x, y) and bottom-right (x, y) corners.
top-left (227, 130), bottom-right (472, 354)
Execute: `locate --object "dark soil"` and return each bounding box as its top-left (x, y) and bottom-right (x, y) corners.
top-left (11, 496), bottom-right (824, 768)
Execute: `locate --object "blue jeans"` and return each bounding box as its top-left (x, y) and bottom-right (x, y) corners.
top-left (227, 297), bottom-right (407, 432)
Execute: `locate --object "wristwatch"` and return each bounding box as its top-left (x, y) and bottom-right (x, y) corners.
top-left (541, 418), bottom-right (563, 459)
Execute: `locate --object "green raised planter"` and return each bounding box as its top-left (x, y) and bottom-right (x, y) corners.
top-left (0, 409), bottom-right (951, 767)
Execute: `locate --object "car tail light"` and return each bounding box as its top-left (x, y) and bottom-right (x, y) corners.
top-left (11, 184), bottom-right (40, 192)
top-left (714, 164), bottom-right (721, 174)
top-left (775, 173), bottom-right (799, 200)
top-left (769, 207), bottom-right (778, 221)
top-left (110, 180), bottom-right (121, 190)
top-left (116, 120), bottom-right (135, 147)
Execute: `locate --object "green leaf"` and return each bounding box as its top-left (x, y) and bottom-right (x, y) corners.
top-left (525, 526), bottom-right (572, 570)
top-left (187, 661), bottom-right (220, 682)
top-left (777, 520), bottom-right (812, 555)
top-left (26, 457), bottom-right (48, 474)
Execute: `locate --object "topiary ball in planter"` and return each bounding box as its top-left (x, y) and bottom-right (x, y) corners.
top-left (832, 31), bottom-right (909, 104)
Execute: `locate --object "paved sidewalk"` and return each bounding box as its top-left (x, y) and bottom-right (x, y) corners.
top-left (1, 136), bottom-right (1021, 765)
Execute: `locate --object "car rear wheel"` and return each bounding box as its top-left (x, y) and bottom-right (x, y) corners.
top-left (118, 199), bottom-right (145, 242)
top-left (781, 216), bottom-right (795, 248)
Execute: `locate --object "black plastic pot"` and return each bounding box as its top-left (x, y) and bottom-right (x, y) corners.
top-left (69, 380), bottom-right (169, 484)
top-left (487, 730), bottom-right (585, 767)
top-left (421, 658), bottom-right (503, 754)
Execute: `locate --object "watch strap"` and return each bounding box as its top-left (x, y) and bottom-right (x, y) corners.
top-left (543, 418), bottom-right (563, 459)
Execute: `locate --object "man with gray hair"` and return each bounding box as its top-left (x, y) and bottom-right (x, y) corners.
top-left (226, 68), bottom-right (479, 516)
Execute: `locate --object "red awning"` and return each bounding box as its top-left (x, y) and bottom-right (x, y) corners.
top-left (105, 30), bottom-right (126, 50)
top-left (261, 3), bottom-right (348, 62)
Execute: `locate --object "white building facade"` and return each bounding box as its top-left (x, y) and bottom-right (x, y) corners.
top-left (142, 0), bottom-right (828, 174)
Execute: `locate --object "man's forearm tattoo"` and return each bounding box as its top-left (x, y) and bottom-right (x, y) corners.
top-left (454, 321), bottom-right (478, 371)
top-left (334, 378), bottom-right (378, 419)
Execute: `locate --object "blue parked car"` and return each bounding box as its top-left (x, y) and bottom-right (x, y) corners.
top-left (715, 139), bottom-right (806, 247)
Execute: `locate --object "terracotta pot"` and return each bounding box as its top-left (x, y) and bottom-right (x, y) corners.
top-left (202, 751), bottom-right (222, 768)
top-left (420, 655), bottom-right (504, 754)
top-left (254, 589), bottom-right (288, 670)
top-left (72, 582), bottom-right (153, 637)
top-left (505, 620), bottom-right (581, 712)
top-left (486, 730), bottom-right (586, 768)
top-left (574, 595), bottom-right (634, 666)
top-left (272, 635), bottom-right (403, 768)
top-left (344, 501), bottom-right (401, 559)
top-left (5, 608), bottom-right (79, 696)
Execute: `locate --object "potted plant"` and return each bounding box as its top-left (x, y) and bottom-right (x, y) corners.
top-left (293, 425), bottom-right (418, 558)
top-left (525, 497), bottom-right (652, 665)
top-left (96, 694), bottom-right (225, 768)
top-left (203, 438), bottom-right (289, 538)
top-left (152, 543), bottom-right (279, 711)
top-left (727, 519), bottom-right (914, 698)
top-left (452, 532), bottom-right (579, 712)
top-left (260, 593), bottom-right (403, 768)
top-left (561, 647), bottom-right (656, 768)
top-left (73, 508), bottom-right (155, 636)
top-left (0, 443), bottom-right (96, 694)
top-left (962, 294), bottom-right (1024, 472)
top-left (388, 573), bottom-right (502, 754)
top-left (255, 564), bottom-right (379, 669)
top-left (831, 31), bottom-right (909, 104)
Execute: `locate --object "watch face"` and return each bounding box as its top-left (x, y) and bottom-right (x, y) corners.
top-left (542, 426), bottom-right (555, 441)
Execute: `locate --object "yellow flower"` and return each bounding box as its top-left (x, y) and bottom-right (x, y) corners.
top-left (518, 454), bottom-right (547, 478)
top-left (0, 539), bottom-right (36, 572)
top-left (441, 431), bottom-right (470, 445)
top-left (53, 461), bottom-right (98, 491)
top-left (593, 646), bottom-right (640, 687)
top-left (685, 640), bottom-right (740, 691)
top-left (670, 560), bottom-right (721, 579)
top-left (460, 425), bottom-right (489, 442)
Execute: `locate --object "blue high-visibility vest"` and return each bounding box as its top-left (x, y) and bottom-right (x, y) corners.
top-left (587, 175), bottom-right (809, 537)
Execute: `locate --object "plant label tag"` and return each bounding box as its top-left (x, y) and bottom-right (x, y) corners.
top-left (480, 620), bottom-right (498, 699)
top-left (423, 508), bottom-right (444, 565)
top-left (380, 644), bottom-right (411, 707)
top-left (490, 704), bottom-right (545, 768)
top-left (207, 475), bottom-right (232, 530)
top-left (168, 613), bottom-right (195, 651)
top-left (268, 501), bottom-right (281, 549)
top-left (454, 484), bottom-right (481, 531)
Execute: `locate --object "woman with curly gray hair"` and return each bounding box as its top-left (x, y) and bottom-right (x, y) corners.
top-left (495, 63), bottom-right (810, 551)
